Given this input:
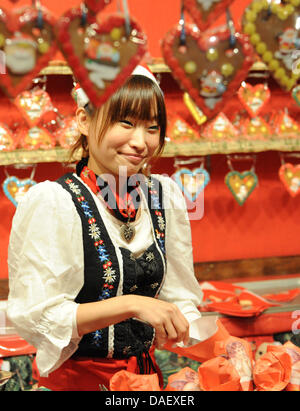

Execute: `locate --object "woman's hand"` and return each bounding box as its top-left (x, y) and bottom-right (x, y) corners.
top-left (128, 295), bottom-right (190, 349)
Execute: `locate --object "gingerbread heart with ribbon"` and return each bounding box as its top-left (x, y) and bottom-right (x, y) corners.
top-left (85, 0), bottom-right (112, 15)
top-left (56, 8), bottom-right (147, 108)
top-left (183, 0), bottom-right (235, 32)
top-left (243, 0), bottom-right (300, 91)
top-left (56, 116), bottom-right (80, 148)
top-left (225, 170), bottom-right (258, 205)
top-left (238, 82), bottom-right (271, 118)
top-left (3, 176), bottom-right (37, 207)
top-left (203, 112), bottom-right (238, 140)
top-left (279, 163), bottom-right (300, 197)
top-left (0, 123), bottom-right (16, 151)
top-left (162, 24), bottom-right (254, 119)
top-left (174, 167), bottom-right (210, 202)
top-left (167, 114), bottom-right (201, 143)
top-left (240, 116), bottom-right (273, 140)
top-left (14, 88), bottom-right (53, 127)
top-left (0, 6), bottom-right (57, 98)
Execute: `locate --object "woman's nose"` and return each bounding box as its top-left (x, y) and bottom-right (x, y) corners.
top-left (129, 127), bottom-right (147, 151)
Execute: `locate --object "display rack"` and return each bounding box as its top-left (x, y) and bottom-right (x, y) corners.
top-left (0, 59), bottom-right (299, 166)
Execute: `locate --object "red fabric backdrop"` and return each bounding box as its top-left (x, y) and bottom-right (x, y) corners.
top-left (0, 0), bottom-right (300, 279)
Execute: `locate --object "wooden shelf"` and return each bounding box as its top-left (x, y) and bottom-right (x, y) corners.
top-left (1, 137), bottom-right (300, 165)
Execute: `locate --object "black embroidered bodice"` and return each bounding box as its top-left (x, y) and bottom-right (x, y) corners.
top-left (56, 173), bottom-right (166, 362)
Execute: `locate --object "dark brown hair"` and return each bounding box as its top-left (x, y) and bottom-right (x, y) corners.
top-left (70, 75), bottom-right (167, 161)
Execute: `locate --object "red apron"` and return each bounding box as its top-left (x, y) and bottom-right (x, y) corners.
top-left (38, 347), bottom-right (163, 391)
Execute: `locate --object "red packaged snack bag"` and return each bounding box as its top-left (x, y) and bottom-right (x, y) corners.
top-left (109, 370), bottom-right (161, 391)
top-left (253, 345), bottom-right (292, 391)
top-left (165, 367), bottom-right (201, 391)
top-left (214, 336), bottom-right (254, 391)
top-left (198, 356), bottom-right (241, 391)
top-left (284, 341), bottom-right (300, 391)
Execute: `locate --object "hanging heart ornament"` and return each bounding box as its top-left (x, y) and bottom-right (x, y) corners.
top-left (183, 0), bottom-right (235, 32)
top-left (14, 88), bottom-right (53, 127)
top-left (243, 0), bottom-right (300, 91)
top-left (0, 6), bottom-right (57, 98)
top-left (3, 176), bottom-right (37, 207)
top-left (238, 82), bottom-right (271, 118)
top-left (225, 171), bottom-right (258, 205)
top-left (174, 167), bottom-right (210, 202)
top-left (162, 24), bottom-right (254, 119)
top-left (279, 163), bottom-right (300, 197)
top-left (56, 8), bottom-right (147, 108)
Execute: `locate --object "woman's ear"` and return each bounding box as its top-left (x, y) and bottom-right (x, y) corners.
top-left (76, 107), bottom-right (91, 136)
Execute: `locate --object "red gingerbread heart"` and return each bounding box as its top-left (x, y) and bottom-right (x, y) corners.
top-left (0, 6), bottom-right (57, 98)
top-left (279, 163), bottom-right (300, 197)
top-left (238, 83), bottom-right (271, 118)
top-left (56, 8), bottom-right (147, 108)
top-left (85, 0), bottom-right (112, 15)
top-left (14, 88), bottom-right (53, 127)
top-left (162, 24), bottom-right (254, 119)
top-left (184, 0), bottom-right (235, 32)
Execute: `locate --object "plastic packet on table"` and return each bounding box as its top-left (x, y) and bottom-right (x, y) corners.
top-left (164, 367), bottom-right (201, 391)
top-left (283, 341), bottom-right (300, 391)
top-left (198, 356), bottom-right (241, 391)
top-left (109, 370), bottom-right (161, 391)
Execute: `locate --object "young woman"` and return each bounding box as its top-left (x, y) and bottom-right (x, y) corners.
top-left (7, 65), bottom-right (208, 391)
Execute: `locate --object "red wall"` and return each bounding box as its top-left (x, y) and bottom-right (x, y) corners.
top-left (1, 0), bottom-right (300, 279)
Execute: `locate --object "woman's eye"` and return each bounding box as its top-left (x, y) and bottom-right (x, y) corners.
top-left (120, 120), bottom-right (133, 127)
top-left (148, 125), bottom-right (159, 132)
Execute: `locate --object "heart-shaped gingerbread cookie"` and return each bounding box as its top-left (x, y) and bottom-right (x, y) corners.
top-left (174, 167), bottom-right (210, 202)
top-left (167, 114), bottom-right (201, 143)
top-left (238, 83), bottom-right (271, 118)
top-left (56, 8), bottom-right (147, 108)
top-left (279, 163), bottom-right (300, 197)
top-left (243, 0), bottom-right (300, 91)
top-left (240, 116), bottom-right (273, 140)
top-left (85, 0), bottom-right (112, 15)
top-left (14, 88), bottom-right (53, 127)
top-left (19, 125), bottom-right (56, 150)
top-left (162, 24), bottom-right (254, 119)
top-left (0, 6), bottom-right (57, 98)
top-left (225, 170), bottom-right (258, 205)
top-left (184, 0), bottom-right (235, 32)
top-left (56, 116), bottom-right (81, 148)
top-left (203, 112), bottom-right (238, 140)
top-left (3, 176), bottom-right (37, 207)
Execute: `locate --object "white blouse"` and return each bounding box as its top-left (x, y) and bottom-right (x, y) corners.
top-left (7, 173), bottom-right (215, 377)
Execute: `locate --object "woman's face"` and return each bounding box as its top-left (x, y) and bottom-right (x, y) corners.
top-left (87, 113), bottom-right (160, 180)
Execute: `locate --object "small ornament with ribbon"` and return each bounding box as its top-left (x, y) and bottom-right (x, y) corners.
top-left (3, 164), bottom-right (37, 207)
top-left (278, 152), bottom-right (300, 198)
top-left (173, 156), bottom-right (210, 203)
top-left (225, 154), bottom-right (258, 206)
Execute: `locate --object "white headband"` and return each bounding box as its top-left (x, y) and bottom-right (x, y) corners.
top-left (74, 64), bottom-right (161, 108)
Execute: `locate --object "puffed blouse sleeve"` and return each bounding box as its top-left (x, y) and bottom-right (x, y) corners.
top-left (7, 181), bottom-right (84, 377)
top-left (155, 175), bottom-right (218, 342)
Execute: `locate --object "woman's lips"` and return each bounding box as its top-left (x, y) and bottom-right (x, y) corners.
top-left (120, 153), bottom-right (146, 165)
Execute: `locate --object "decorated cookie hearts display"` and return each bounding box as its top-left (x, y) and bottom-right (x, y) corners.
top-left (14, 88), bottom-right (53, 128)
top-left (203, 112), bottom-right (238, 140)
top-left (85, 0), bottom-right (112, 15)
top-left (56, 116), bottom-right (80, 148)
top-left (0, 123), bottom-right (16, 151)
top-left (279, 163), bottom-right (300, 197)
top-left (240, 116), bottom-right (273, 140)
top-left (225, 170), bottom-right (258, 205)
top-left (3, 176), bottom-right (36, 207)
top-left (19, 126), bottom-right (56, 150)
top-left (167, 114), bottom-right (201, 143)
top-left (162, 24), bottom-right (254, 119)
top-left (0, 6), bottom-right (57, 98)
top-left (292, 84), bottom-right (300, 106)
top-left (238, 82), bottom-right (271, 118)
top-left (243, 0), bottom-right (300, 91)
top-left (56, 8), bottom-right (147, 108)
top-left (183, 0), bottom-right (235, 32)
top-left (173, 167), bottom-right (210, 202)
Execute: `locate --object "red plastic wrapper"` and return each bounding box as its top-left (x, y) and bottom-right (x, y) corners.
top-left (253, 345), bottom-right (292, 391)
top-left (284, 341), bottom-right (300, 391)
top-left (198, 356), bottom-right (241, 391)
top-left (165, 367), bottom-right (201, 391)
top-left (109, 370), bottom-right (161, 391)
top-left (214, 336), bottom-right (254, 391)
